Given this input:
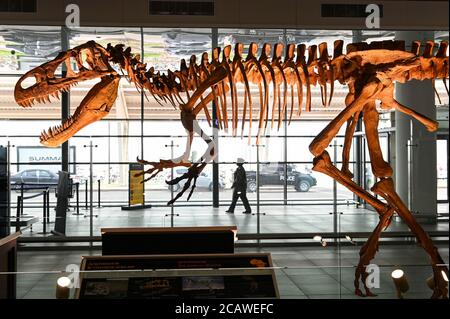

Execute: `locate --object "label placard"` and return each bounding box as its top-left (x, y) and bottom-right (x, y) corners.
top-left (129, 163), bottom-right (144, 206)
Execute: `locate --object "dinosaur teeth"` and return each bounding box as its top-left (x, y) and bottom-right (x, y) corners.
top-left (41, 130), bottom-right (49, 140)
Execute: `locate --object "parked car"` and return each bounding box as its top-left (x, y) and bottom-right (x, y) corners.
top-left (10, 169), bottom-right (59, 190)
top-left (166, 168), bottom-right (225, 192)
top-left (246, 163), bottom-right (317, 192)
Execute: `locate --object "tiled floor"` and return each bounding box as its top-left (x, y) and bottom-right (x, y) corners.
top-left (14, 244), bottom-right (449, 299)
top-left (12, 204), bottom-right (449, 299)
top-left (19, 204), bottom-right (448, 237)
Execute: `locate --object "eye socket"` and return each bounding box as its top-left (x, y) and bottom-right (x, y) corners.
top-left (20, 75), bottom-right (37, 89)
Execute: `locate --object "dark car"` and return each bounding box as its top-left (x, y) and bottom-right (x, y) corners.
top-left (246, 164), bottom-right (317, 192)
top-left (10, 169), bottom-right (59, 190)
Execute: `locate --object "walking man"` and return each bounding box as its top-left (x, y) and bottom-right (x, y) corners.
top-left (226, 158), bottom-right (252, 214)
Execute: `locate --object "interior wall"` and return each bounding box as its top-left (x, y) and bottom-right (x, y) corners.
top-left (0, 0), bottom-right (448, 30)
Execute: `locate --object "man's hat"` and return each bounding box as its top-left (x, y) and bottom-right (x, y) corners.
top-left (236, 157), bottom-right (245, 164)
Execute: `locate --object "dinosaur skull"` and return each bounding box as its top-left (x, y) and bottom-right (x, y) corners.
top-left (14, 41), bottom-right (119, 147)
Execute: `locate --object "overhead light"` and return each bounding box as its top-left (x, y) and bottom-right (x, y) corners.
top-left (391, 269), bottom-right (409, 299)
top-left (56, 276), bottom-right (71, 299)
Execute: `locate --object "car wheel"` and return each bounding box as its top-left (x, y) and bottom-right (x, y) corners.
top-left (169, 184), bottom-right (180, 192)
top-left (297, 180), bottom-right (311, 192)
top-left (208, 183), bottom-right (213, 191)
top-left (247, 181), bottom-right (257, 193)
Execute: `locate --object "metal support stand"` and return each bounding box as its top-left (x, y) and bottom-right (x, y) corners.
top-left (72, 183), bottom-right (83, 216)
top-left (96, 179), bottom-right (102, 208)
top-left (211, 27), bottom-right (220, 208)
top-left (330, 140), bottom-right (343, 297)
top-left (19, 183), bottom-right (24, 216)
top-left (83, 180), bottom-right (88, 210)
top-left (165, 141), bottom-right (179, 227)
top-left (252, 144), bottom-right (266, 245)
top-left (15, 196), bottom-right (22, 233)
top-left (38, 190), bottom-right (50, 235)
top-left (407, 140), bottom-right (418, 213)
top-left (330, 140), bottom-right (343, 241)
top-left (83, 141), bottom-right (98, 247)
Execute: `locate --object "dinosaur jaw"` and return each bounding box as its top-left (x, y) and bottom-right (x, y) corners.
top-left (38, 75), bottom-right (120, 147)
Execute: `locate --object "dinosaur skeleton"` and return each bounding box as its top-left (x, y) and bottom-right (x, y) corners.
top-left (14, 39), bottom-right (449, 298)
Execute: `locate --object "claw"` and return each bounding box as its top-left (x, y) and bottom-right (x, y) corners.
top-left (165, 163), bottom-right (206, 205)
top-left (137, 157), bottom-right (191, 184)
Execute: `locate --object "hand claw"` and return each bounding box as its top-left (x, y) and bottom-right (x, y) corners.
top-left (137, 158), bottom-right (178, 183)
top-left (165, 163), bottom-right (206, 205)
top-left (187, 177), bottom-right (198, 201)
top-left (143, 169), bottom-right (162, 182)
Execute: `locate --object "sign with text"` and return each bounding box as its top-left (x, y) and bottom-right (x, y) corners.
top-left (76, 253), bottom-right (279, 299)
top-left (17, 146), bottom-right (76, 174)
top-left (129, 163), bottom-right (144, 206)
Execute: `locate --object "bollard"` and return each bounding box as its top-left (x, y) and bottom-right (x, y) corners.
top-left (20, 183), bottom-right (24, 216)
top-left (15, 196), bottom-right (22, 232)
top-left (73, 183), bottom-right (83, 216)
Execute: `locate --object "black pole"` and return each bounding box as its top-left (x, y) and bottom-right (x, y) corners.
top-left (20, 183), bottom-right (24, 216)
top-left (256, 145), bottom-right (260, 236)
top-left (42, 191), bottom-right (47, 234)
top-left (46, 189), bottom-right (50, 225)
top-left (283, 29), bottom-right (288, 206)
top-left (76, 183), bottom-right (80, 215)
top-left (15, 196), bottom-right (21, 233)
top-left (61, 26), bottom-right (70, 174)
top-left (97, 179), bottom-right (101, 208)
top-left (85, 179), bottom-right (88, 210)
top-left (89, 142), bottom-right (94, 244)
top-left (212, 27), bottom-right (219, 208)
top-left (333, 140), bottom-right (338, 237)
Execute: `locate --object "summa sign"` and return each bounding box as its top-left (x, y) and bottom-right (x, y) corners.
top-left (28, 156), bottom-right (61, 162)
top-left (17, 146), bottom-right (76, 174)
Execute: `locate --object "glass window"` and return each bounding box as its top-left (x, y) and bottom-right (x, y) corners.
top-left (23, 170), bottom-right (37, 178)
top-left (38, 170), bottom-right (50, 178)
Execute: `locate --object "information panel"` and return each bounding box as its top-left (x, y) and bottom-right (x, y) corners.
top-left (128, 163), bottom-right (144, 206)
top-left (76, 253), bottom-right (279, 299)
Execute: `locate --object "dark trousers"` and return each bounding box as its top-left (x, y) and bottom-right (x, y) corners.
top-left (227, 189), bottom-right (251, 212)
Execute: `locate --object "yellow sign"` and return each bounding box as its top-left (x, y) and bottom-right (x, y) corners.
top-left (129, 164), bottom-right (144, 206)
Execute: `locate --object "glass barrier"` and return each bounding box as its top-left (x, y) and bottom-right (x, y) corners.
top-left (5, 262), bottom-right (448, 299)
